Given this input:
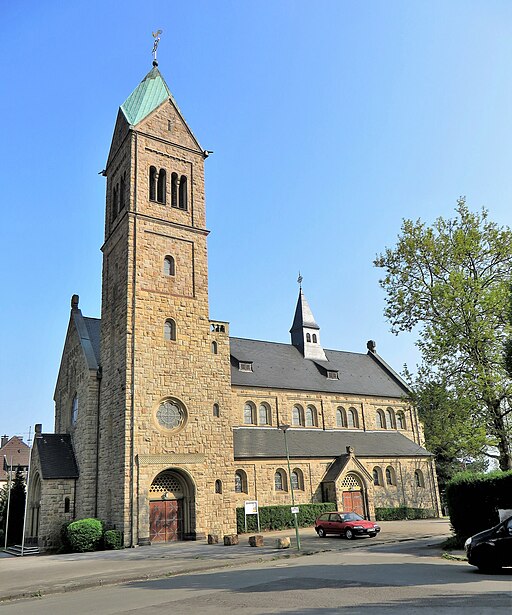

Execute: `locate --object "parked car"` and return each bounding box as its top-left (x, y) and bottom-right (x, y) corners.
top-left (315, 511), bottom-right (381, 539)
top-left (465, 515), bottom-right (512, 572)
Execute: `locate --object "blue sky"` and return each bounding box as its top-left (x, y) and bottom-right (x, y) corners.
top-left (1, 1), bottom-right (511, 442)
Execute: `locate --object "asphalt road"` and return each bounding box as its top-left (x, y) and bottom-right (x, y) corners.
top-left (2, 538), bottom-right (511, 614)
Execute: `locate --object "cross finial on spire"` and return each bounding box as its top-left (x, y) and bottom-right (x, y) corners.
top-left (297, 271), bottom-right (303, 288)
top-left (152, 30), bottom-right (163, 66)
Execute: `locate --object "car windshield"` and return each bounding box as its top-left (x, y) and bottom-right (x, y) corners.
top-left (342, 512), bottom-right (363, 522)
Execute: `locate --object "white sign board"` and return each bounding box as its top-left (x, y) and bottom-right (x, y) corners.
top-left (291, 506), bottom-right (299, 514)
top-left (245, 500), bottom-right (259, 515)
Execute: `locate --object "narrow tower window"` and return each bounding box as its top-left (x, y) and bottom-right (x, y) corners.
top-left (112, 183), bottom-right (119, 220)
top-left (179, 175), bottom-right (187, 210)
top-left (157, 168), bottom-right (166, 204)
top-left (119, 173), bottom-right (126, 210)
top-left (164, 319), bottom-right (177, 341)
top-left (164, 256), bottom-right (175, 276)
top-left (149, 166), bottom-right (157, 201)
top-left (171, 172), bottom-right (178, 208)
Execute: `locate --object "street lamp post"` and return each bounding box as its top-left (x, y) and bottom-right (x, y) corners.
top-left (278, 424), bottom-right (301, 551)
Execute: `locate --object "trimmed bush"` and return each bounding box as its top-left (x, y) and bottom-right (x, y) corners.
top-left (375, 507), bottom-right (435, 521)
top-left (446, 470), bottom-right (512, 542)
top-left (237, 502), bottom-right (336, 533)
top-left (103, 529), bottom-right (123, 550)
top-left (67, 518), bottom-right (104, 552)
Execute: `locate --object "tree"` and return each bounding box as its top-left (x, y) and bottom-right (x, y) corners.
top-left (504, 283), bottom-right (512, 377)
top-left (375, 199), bottom-right (512, 470)
top-left (408, 374), bottom-right (488, 495)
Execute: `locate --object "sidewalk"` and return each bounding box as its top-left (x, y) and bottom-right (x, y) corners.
top-left (0, 519), bottom-right (452, 603)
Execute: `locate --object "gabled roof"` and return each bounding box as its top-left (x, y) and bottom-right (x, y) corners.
top-left (120, 66), bottom-right (171, 126)
top-left (233, 428), bottom-right (431, 459)
top-left (36, 434), bottom-right (79, 479)
top-left (0, 436), bottom-right (30, 481)
top-left (230, 337), bottom-right (410, 398)
top-left (83, 317), bottom-right (101, 365)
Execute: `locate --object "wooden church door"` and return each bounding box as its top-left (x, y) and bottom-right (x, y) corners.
top-left (150, 500), bottom-right (183, 542)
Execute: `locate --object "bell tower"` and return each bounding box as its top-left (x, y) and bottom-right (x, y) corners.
top-left (97, 58), bottom-right (234, 545)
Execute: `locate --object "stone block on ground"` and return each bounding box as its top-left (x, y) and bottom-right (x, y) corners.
top-left (249, 535), bottom-right (264, 547)
top-left (276, 537), bottom-right (291, 549)
top-left (223, 534), bottom-right (239, 546)
top-left (207, 534), bottom-right (219, 544)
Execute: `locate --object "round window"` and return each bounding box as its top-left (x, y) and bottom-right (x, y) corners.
top-left (156, 399), bottom-right (186, 430)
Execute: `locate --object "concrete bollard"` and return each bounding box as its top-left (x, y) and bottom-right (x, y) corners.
top-left (276, 537), bottom-right (291, 549)
top-left (207, 534), bottom-right (219, 544)
top-left (249, 535), bottom-right (264, 547)
top-left (223, 534), bottom-right (239, 546)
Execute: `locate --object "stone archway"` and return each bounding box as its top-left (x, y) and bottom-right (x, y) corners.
top-left (148, 469), bottom-right (195, 542)
top-left (27, 472), bottom-right (41, 542)
top-left (340, 472), bottom-right (366, 518)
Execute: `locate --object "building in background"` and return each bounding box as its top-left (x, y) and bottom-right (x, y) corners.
top-left (26, 61), bottom-right (440, 550)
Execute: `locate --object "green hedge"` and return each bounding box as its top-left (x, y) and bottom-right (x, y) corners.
top-left (104, 529), bottom-right (124, 550)
top-left (375, 507), bottom-right (435, 521)
top-left (446, 470), bottom-right (512, 541)
top-left (237, 502), bottom-right (336, 533)
top-left (66, 518), bottom-right (104, 552)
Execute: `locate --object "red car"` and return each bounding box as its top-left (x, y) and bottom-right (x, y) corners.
top-left (315, 511), bottom-right (381, 539)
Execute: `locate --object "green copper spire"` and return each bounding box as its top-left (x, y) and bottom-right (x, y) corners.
top-left (120, 63), bottom-right (171, 126)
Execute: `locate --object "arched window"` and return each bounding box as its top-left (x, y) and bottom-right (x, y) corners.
top-left (244, 402), bottom-right (255, 424)
top-left (386, 407), bottom-right (395, 429)
top-left (164, 319), bottom-right (177, 341)
top-left (306, 333), bottom-right (311, 342)
top-left (213, 403), bottom-right (220, 417)
top-left (179, 175), bottom-right (187, 210)
top-left (396, 411), bottom-right (406, 430)
top-left (415, 469), bottom-right (425, 487)
top-left (336, 407), bottom-right (347, 427)
top-left (274, 469), bottom-right (287, 491)
top-left (292, 405), bottom-right (304, 426)
top-left (149, 166), bottom-right (157, 201)
top-left (235, 470), bottom-right (247, 493)
top-left (376, 409), bottom-right (385, 429)
top-left (64, 497), bottom-right (70, 513)
top-left (157, 168), bottom-right (166, 204)
top-left (211, 341), bottom-right (218, 354)
top-left (171, 172), bottom-right (178, 208)
top-left (215, 479), bottom-right (222, 494)
top-left (347, 408), bottom-right (358, 428)
top-left (259, 403), bottom-right (270, 425)
top-left (312, 334), bottom-right (317, 343)
top-left (71, 394), bottom-right (78, 425)
top-left (291, 468), bottom-right (303, 491)
top-left (374, 467), bottom-right (384, 486)
top-left (385, 466), bottom-right (396, 486)
top-left (163, 256), bottom-right (175, 276)
top-left (305, 405), bottom-right (317, 427)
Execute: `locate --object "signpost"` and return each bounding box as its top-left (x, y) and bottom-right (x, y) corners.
top-left (244, 500), bottom-right (260, 532)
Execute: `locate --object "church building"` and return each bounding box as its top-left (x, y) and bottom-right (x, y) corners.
top-left (26, 61), bottom-right (440, 550)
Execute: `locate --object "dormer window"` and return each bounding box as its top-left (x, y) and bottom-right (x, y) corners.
top-left (326, 370), bottom-right (338, 380)
top-left (239, 361), bottom-right (253, 372)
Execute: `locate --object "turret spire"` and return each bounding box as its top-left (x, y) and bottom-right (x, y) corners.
top-left (290, 286), bottom-right (327, 361)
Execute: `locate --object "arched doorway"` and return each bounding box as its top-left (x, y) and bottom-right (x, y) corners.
top-left (28, 473), bottom-right (41, 540)
top-left (149, 469), bottom-right (195, 542)
top-left (340, 473), bottom-right (366, 518)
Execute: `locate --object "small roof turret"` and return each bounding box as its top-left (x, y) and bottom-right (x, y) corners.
top-left (290, 286), bottom-right (327, 361)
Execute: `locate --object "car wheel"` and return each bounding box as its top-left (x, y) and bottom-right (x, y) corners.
top-left (317, 527), bottom-right (326, 538)
top-left (345, 528), bottom-right (354, 540)
top-left (368, 532), bottom-right (376, 538)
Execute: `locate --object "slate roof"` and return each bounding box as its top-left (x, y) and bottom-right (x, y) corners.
top-left (233, 428), bottom-right (431, 459)
top-left (0, 436), bottom-right (30, 481)
top-left (83, 317), bottom-right (101, 365)
top-left (230, 338), bottom-right (410, 398)
top-left (36, 434), bottom-right (79, 479)
top-left (290, 289), bottom-right (320, 331)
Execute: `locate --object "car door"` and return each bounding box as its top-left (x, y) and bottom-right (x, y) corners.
top-left (495, 518), bottom-right (512, 565)
top-left (329, 513), bottom-right (343, 534)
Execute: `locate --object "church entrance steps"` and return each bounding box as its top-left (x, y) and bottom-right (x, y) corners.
top-left (4, 544), bottom-right (40, 557)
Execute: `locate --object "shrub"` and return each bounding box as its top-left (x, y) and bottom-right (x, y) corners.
top-left (103, 529), bottom-right (123, 550)
top-left (67, 518), bottom-right (104, 552)
top-left (375, 507), bottom-right (435, 521)
top-left (59, 521), bottom-right (73, 553)
top-left (237, 502), bottom-right (336, 533)
top-left (446, 470), bottom-right (512, 542)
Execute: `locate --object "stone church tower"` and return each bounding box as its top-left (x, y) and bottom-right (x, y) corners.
top-left (97, 61), bottom-right (234, 544)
